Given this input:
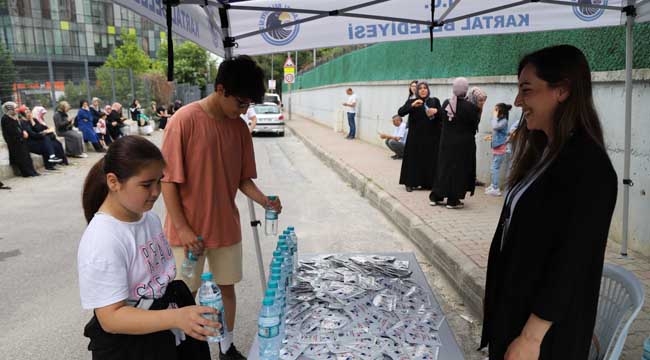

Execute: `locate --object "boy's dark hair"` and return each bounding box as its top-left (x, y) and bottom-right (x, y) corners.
top-left (82, 136), bottom-right (165, 223)
top-left (214, 55), bottom-right (265, 104)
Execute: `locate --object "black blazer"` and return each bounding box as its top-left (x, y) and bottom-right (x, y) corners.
top-left (481, 130), bottom-right (617, 359)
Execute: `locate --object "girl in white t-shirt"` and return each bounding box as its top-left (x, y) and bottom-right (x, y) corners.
top-left (78, 136), bottom-right (218, 360)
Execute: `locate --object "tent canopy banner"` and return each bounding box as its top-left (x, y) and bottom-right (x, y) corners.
top-left (114, 0), bottom-right (645, 57)
top-left (113, 0), bottom-right (222, 55)
top-left (228, 0), bottom-right (627, 55)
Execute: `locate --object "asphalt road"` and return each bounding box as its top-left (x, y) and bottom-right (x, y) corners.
top-left (0, 130), bottom-right (484, 359)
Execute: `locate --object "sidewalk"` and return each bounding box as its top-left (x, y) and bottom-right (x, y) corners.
top-left (287, 115), bottom-right (650, 358)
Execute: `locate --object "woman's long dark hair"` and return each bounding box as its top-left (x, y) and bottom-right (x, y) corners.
top-left (82, 136), bottom-right (165, 223)
top-left (508, 45), bottom-right (605, 187)
top-left (408, 80), bottom-right (418, 97)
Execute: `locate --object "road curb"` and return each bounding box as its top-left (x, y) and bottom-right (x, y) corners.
top-left (287, 124), bottom-right (485, 315)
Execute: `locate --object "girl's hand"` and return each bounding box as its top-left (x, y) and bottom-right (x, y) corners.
top-left (412, 99), bottom-right (423, 107)
top-left (504, 335), bottom-right (541, 360)
top-left (22, 130), bottom-right (28, 139)
top-left (426, 108), bottom-right (437, 117)
top-left (175, 305), bottom-right (221, 341)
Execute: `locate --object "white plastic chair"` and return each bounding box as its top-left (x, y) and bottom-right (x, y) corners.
top-left (589, 263), bottom-right (645, 360)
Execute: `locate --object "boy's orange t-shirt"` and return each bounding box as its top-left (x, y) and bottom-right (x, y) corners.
top-left (161, 102), bottom-right (257, 249)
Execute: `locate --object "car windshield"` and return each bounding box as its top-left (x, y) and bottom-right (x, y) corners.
top-left (254, 105), bottom-right (280, 114)
top-left (263, 96), bottom-right (279, 104)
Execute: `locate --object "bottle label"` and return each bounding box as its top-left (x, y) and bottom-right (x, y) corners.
top-left (265, 210), bottom-right (278, 220)
top-left (258, 324), bottom-right (279, 338)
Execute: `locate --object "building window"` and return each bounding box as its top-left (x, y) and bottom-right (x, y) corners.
top-left (58, 0), bottom-right (76, 22)
top-left (41, 0), bottom-right (51, 19)
top-left (10, 0), bottom-right (33, 17)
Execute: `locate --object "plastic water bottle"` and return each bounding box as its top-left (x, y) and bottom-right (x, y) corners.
top-left (258, 296), bottom-right (281, 360)
top-left (643, 336), bottom-right (650, 359)
top-left (265, 195), bottom-right (279, 236)
top-left (180, 236), bottom-right (203, 278)
top-left (278, 243), bottom-right (293, 288)
top-left (267, 281), bottom-right (285, 339)
top-left (270, 272), bottom-right (286, 304)
top-left (197, 272), bottom-right (226, 343)
top-left (287, 226), bottom-right (298, 255)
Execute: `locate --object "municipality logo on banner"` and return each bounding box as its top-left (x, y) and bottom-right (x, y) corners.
top-left (259, 5), bottom-right (300, 46)
top-left (573, 0), bottom-right (607, 22)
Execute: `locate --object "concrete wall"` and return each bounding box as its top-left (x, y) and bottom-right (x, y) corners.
top-left (288, 71), bottom-right (650, 256)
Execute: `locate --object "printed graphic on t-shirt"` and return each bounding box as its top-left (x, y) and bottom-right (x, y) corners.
top-left (134, 232), bottom-right (176, 299)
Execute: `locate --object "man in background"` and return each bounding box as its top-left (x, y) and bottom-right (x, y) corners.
top-left (379, 114), bottom-right (407, 159)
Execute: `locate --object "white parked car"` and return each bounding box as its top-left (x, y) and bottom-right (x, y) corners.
top-left (263, 93), bottom-right (282, 107)
top-left (252, 103), bottom-right (284, 136)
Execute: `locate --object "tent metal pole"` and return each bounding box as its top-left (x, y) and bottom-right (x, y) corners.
top-left (621, 5), bottom-right (635, 257)
top-left (247, 197), bottom-right (267, 292)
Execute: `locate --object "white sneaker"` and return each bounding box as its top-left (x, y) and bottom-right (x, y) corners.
top-left (484, 185), bottom-right (494, 194)
top-left (80, 153), bottom-right (89, 158)
top-left (486, 188), bottom-right (502, 197)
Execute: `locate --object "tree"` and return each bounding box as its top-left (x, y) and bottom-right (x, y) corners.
top-left (104, 33), bottom-right (152, 74)
top-left (0, 42), bottom-right (17, 103)
top-left (154, 41), bottom-right (210, 92)
top-left (95, 33), bottom-right (155, 107)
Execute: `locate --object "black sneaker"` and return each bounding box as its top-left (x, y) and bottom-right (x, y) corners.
top-left (220, 344), bottom-right (247, 360)
top-left (48, 155), bottom-right (63, 163)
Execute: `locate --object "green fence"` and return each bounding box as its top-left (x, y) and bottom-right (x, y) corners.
top-left (289, 23), bottom-right (650, 91)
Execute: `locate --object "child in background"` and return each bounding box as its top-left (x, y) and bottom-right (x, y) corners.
top-left (96, 112), bottom-right (108, 148)
top-left (485, 103), bottom-right (512, 196)
top-left (77, 136), bottom-right (217, 360)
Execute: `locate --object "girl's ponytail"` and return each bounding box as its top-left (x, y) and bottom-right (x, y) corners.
top-left (82, 158), bottom-right (108, 224)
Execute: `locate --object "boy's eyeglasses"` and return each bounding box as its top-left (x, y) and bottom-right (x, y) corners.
top-left (234, 97), bottom-right (251, 109)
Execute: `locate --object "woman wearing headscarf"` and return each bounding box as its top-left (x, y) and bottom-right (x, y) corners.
top-left (77, 100), bottom-right (104, 152)
top-left (32, 106), bottom-right (48, 126)
top-left (430, 77), bottom-right (481, 208)
top-left (397, 81), bottom-right (442, 192)
top-left (467, 86), bottom-right (488, 187)
top-left (17, 105), bottom-right (67, 170)
top-left (53, 100), bottom-right (87, 158)
top-left (0, 102), bottom-right (39, 176)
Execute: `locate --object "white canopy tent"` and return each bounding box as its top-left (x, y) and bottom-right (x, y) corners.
top-left (114, 0), bottom-right (649, 263)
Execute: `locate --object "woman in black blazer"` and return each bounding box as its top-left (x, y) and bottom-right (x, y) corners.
top-left (480, 45), bottom-right (617, 359)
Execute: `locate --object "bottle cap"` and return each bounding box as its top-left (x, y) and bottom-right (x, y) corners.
top-left (197, 235), bottom-right (203, 242)
top-left (270, 274), bottom-right (281, 281)
top-left (268, 280), bottom-right (279, 289)
top-left (265, 289), bottom-right (276, 298)
top-left (200, 272), bottom-right (213, 281)
top-left (279, 244), bottom-right (289, 250)
top-left (271, 261), bottom-right (282, 269)
top-left (263, 297), bottom-right (274, 306)
top-left (288, 226), bottom-right (295, 231)
top-left (268, 195), bottom-right (278, 201)
top-left (283, 230), bottom-right (290, 235)
top-left (272, 250), bottom-right (282, 257)
top-left (279, 234), bottom-right (287, 240)
top-left (271, 267), bottom-right (281, 275)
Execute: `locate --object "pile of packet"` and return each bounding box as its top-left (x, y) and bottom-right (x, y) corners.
top-left (280, 254), bottom-right (445, 360)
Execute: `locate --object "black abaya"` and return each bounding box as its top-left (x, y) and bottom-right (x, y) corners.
top-left (397, 97), bottom-right (442, 188)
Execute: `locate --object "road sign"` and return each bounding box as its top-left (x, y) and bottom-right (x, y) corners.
top-left (284, 73), bottom-right (295, 84)
top-left (284, 55), bottom-right (294, 67)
